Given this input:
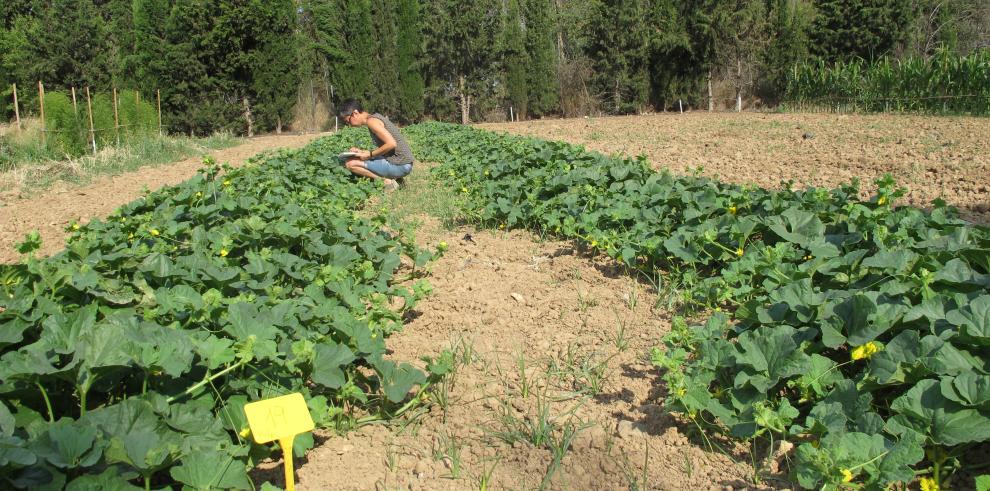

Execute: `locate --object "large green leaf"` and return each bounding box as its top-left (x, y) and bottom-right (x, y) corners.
top-left (733, 326), bottom-right (810, 391)
top-left (310, 343), bottom-right (356, 389)
top-left (31, 419), bottom-right (104, 470)
top-left (168, 452), bottom-right (251, 490)
top-left (946, 295), bottom-right (990, 344)
top-left (768, 208), bottom-right (825, 246)
top-left (888, 379), bottom-right (990, 445)
top-left (377, 361), bottom-right (427, 404)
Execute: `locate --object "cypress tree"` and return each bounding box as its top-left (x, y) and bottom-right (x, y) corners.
top-left (502, 0), bottom-right (529, 119)
top-left (586, 0), bottom-right (649, 113)
top-left (810, 0), bottom-right (915, 62)
top-left (251, 0), bottom-right (298, 133)
top-left (131, 0), bottom-right (171, 94)
top-left (369, 0), bottom-right (400, 116)
top-left (763, 0), bottom-right (812, 98)
top-left (645, 0), bottom-right (701, 110)
top-left (396, 0), bottom-right (425, 122)
top-left (337, 0), bottom-right (375, 105)
top-left (524, 0), bottom-right (559, 117)
top-left (422, 0), bottom-right (499, 123)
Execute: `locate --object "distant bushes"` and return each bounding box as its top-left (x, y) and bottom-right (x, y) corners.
top-left (43, 89), bottom-right (158, 156)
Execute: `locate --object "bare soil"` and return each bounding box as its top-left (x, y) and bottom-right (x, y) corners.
top-left (480, 113), bottom-right (990, 225)
top-left (285, 222), bottom-right (768, 491)
top-left (0, 133), bottom-right (327, 263)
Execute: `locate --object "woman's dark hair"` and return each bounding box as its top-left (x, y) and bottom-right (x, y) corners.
top-left (337, 99), bottom-right (363, 117)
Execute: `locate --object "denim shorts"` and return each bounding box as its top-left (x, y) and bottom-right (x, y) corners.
top-left (365, 158), bottom-right (412, 178)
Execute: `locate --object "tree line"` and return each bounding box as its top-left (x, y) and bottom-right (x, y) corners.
top-left (1, 0), bottom-right (987, 135)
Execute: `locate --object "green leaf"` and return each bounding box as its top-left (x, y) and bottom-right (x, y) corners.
top-left (861, 250), bottom-right (918, 272)
top-left (0, 402), bottom-right (15, 437)
top-left (169, 452), bottom-right (251, 490)
top-left (940, 373), bottom-right (990, 410)
top-left (377, 361), bottom-right (427, 403)
top-left (65, 468), bottom-right (143, 491)
top-left (311, 343), bottom-right (356, 389)
top-left (833, 293), bottom-right (886, 345)
top-left (734, 326), bottom-right (810, 391)
top-left (946, 295), bottom-right (990, 344)
top-left (888, 379), bottom-right (990, 446)
top-left (768, 208), bottom-right (825, 246)
top-left (0, 435), bottom-right (37, 467)
top-left (975, 475), bottom-right (990, 491)
top-left (139, 253), bottom-right (180, 278)
top-left (32, 419), bottom-right (104, 469)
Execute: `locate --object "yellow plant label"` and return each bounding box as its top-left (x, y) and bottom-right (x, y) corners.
top-left (243, 393), bottom-right (314, 444)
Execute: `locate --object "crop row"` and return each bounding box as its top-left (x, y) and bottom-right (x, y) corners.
top-left (406, 122), bottom-right (990, 489)
top-left (785, 49), bottom-right (990, 115)
top-left (0, 130), bottom-right (443, 489)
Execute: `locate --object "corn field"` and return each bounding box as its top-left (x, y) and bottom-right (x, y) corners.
top-left (784, 49), bottom-right (990, 115)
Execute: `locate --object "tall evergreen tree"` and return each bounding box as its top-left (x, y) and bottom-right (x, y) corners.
top-left (336, 0), bottom-right (376, 104)
top-left (502, 0), bottom-right (530, 119)
top-left (763, 0), bottom-right (812, 98)
top-left (585, 0), bottom-right (650, 113)
top-left (810, 0), bottom-right (915, 61)
top-left (524, 0), bottom-right (559, 117)
top-left (130, 0), bottom-right (171, 94)
top-left (396, 0), bottom-right (425, 122)
top-left (422, 0), bottom-right (499, 123)
top-left (250, 0), bottom-right (298, 133)
top-left (645, 0), bottom-right (701, 110)
top-left (369, 0), bottom-right (400, 115)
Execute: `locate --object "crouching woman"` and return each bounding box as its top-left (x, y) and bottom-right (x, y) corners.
top-left (338, 99), bottom-right (414, 190)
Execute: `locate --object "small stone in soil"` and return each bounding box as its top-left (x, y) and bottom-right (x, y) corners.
top-left (510, 292), bottom-right (525, 303)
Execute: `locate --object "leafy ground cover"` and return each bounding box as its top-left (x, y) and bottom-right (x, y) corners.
top-left (0, 129), bottom-right (445, 489)
top-left (407, 122), bottom-right (990, 489)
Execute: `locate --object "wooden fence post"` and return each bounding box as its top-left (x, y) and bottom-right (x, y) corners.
top-left (12, 84), bottom-right (21, 131)
top-left (38, 81), bottom-right (46, 145)
top-left (156, 89), bottom-right (162, 136)
top-left (112, 87), bottom-right (120, 145)
top-left (71, 87), bottom-right (78, 114)
top-left (85, 86), bottom-right (96, 153)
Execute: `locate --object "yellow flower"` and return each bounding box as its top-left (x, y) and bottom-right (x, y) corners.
top-left (735, 247), bottom-right (744, 257)
top-left (222, 179), bottom-right (231, 187)
top-left (238, 427), bottom-right (251, 438)
top-left (919, 476), bottom-right (939, 491)
top-left (499, 223), bottom-right (506, 230)
top-left (195, 192), bottom-right (203, 198)
top-left (461, 187), bottom-right (468, 193)
top-left (591, 240), bottom-right (598, 248)
top-left (676, 387), bottom-right (687, 397)
top-left (484, 170), bottom-right (490, 176)
top-left (150, 229), bottom-right (160, 237)
top-left (71, 223), bottom-right (80, 231)
top-left (120, 217), bottom-right (127, 223)
top-left (851, 341), bottom-right (881, 360)
top-left (841, 469), bottom-right (854, 483)
top-left (219, 248), bottom-right (229, 257)
top-left (877, 196), bottom-right (887, 206)
top-left (128, 233), bottom-right (134, 240)
top-left (728, 205), bottom-right (737, 215)
top-left (437, 241), bottom-right (449, 252)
